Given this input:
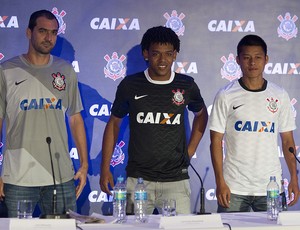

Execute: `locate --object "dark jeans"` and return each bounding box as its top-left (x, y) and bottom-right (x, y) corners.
top-left (218, 193), bottom-right (267, 212)
top-left (4, 179), bottom-right (76, 217)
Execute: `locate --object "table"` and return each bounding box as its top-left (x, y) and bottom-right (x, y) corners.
top-left (1, 211), bottom-right (300, 229)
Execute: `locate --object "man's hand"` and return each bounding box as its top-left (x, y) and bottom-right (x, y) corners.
top-left (74, 166), bottom-right (88, 199)
top-left (100, 170), bottom-right (114, 195)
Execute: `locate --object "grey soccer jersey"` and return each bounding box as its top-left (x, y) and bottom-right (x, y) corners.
top-left (111, 70), bottom-right (206, 182)
top-left (0, 55), bottom-right (83, 186)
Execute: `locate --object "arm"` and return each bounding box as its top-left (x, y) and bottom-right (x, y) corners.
top-left (0, 118), bottom-right (3, 199)
top-left (69, 112), bottom-right (88, 199)
top-left (210, 130), bottom-right (231, 208)
top-left (187, 106), bottom-right (208, 158)
top-left (100, 115), bottom-right (122, 195)
top-left (280, 131), bottom-right (299, 206)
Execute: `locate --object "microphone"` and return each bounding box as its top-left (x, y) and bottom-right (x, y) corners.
top-left (289, 147), bottom-right (300, 164)
top-left (190, 163), bottom-right (211, 215)
top-left (40, 137), bottom-right (70, 219)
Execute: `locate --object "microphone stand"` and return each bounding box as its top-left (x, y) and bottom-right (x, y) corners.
top-left (40, 137), bottom-right (70, 219)
top-left (190, 163), bottom-right (211, 215)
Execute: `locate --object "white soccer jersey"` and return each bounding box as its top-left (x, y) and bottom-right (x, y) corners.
top-left (209, 79), bottom-right (296, 195)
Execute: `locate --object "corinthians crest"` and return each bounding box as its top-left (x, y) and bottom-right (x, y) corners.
top-left (172, 89), bottom-right (185, 106)
top-left (110, 141), bottom-right (125, 167)
top-left (220, 53), bottom-right (242, 82)
top-left (52, 7), bottom-right (67, 35)
top-left (267, 97), bottom-right (279, 113)
top-left (104, 52), bottom-right (126, 81)
top-left (52, 72), bottom-right (66, 91)
top-left (164, 10), bottom-right (185, 36)
top-left (277, 12), bottom-right (298, 41)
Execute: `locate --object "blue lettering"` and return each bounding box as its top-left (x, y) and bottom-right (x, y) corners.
top-left (235, 120), bottom-right (275, 133)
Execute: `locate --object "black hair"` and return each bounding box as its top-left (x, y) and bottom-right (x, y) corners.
top-left (140, 26), bottom-right (180, 52)
top-left (28, 10), bottom-right (59, 31)
top-left (237, 34), bottom-right (267, 56)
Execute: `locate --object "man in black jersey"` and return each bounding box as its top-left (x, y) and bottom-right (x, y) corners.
top-left (100, 26), bottom-right (208, 214)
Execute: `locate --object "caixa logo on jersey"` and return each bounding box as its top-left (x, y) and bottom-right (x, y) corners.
top-left (0, 142), bottom-right (3, 165)
top-left (110, 141), bottom-right (125, 167)
top-left (164, 10), bottom-right (185, 36)
top-left (277, 12), bottom-right (298, 41)
top-left (220, 53), bottom-right (241, 81)
top-left (104, 52), bottom-right (126, 81)
top-left (51, 7), bottom-right (66, 35)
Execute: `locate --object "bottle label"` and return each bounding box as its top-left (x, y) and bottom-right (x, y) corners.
top-left (135, 191), bottom-right (147, 201)
top-left (115, 191), bottom-right (126, 201)
top-left (268, 190), bottom-right (279, 198)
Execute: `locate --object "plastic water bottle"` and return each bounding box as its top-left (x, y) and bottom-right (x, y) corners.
top-left (267, 176), bottom-right (280, 220)
top-left (134, 177), bottom-right (148, 223)
top-left (113, 176), bottom-right (127, 223)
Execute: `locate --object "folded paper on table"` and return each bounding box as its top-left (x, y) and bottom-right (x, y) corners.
top-left (277, 211), bottom-right (300, 226)
top-left (159, 214), bottom-right (223, 229)
top-left (10, 219), bottom-right (76, 230)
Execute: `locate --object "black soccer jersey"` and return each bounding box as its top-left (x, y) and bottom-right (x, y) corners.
top-left (111, 70), bottom-right (205, 182)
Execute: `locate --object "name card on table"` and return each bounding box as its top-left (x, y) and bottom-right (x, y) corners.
top-left (159, 214), bottom-right (223, 229)
top-left (10, 218), bottom-right (76, 230)
top-left (277, 211), bottom-right (300, 226)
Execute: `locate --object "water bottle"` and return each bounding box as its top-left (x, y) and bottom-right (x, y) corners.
top-left (134, 177), bottom-right (148, 223)
top-left (267, 176), bottom-right (280, 221)
top-left (113, 176), bottom-right (127, 223)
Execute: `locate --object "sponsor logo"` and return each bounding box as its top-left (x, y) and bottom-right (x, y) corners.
top-left (220, 53), bottom-right (242, 81)
top-left (51, 7), bottom-right (67, 35)
top-left (234, 121), bottom-right (275, 133)
top-left (52, 72), bottom-right (66, 91)
top-left (110, 141), bottom-right (125, 167)
top-left (264, 63), bottom-right (300, 75)
top-left (20, 98), bottom-right (62, 110)
top-left (137, 112), bottom-right (181, 125)
top-left (172, 89), bottom-right (185, 106)
top-left (0, 53), bottom-right (4, 61)
top-left (291, 98), bottom-right (297, 118)
top-left (277, 12), bottom-right (298, 41)
top-left (134, 95), bottom-right (148, 100)
top-left (15, 79), bottom-right (27, 85)
top-left (90, 18), bottom-right (140, 30)
top-left (208, 20), bottom-right (255, 32)
top-left (0, 142), bottom-right (3, 165)
top-left (89, 190), bottom-right (113, 202)
top-left (164, 10), bottom-right (185, 36)
top-left (104, 52), bottom-right (126, 81)
top-left (0, 16), bottom-right (19, 28)
top-left (89, 104), bottom-right (112, 116)
top-left (233, 104), bottom-right (244, 110)
top-left (266, 97), bottom-right (279, 114)
top-left (172, 62), bottom-right (198, 74)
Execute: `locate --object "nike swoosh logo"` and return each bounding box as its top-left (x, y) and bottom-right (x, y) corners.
top-left (233, 104), bottom-right (244, 110)
top-left (134, 95), bottom-right (148, 100)
top-left (15, 79), bottom-right (27, 85)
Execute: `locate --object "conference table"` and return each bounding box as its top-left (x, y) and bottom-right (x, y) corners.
top-left (1, 211), bottom-right (300, 229)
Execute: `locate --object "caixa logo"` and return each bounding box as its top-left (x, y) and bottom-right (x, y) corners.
top-left (264, 63), bottom-right (300, 75)
top-left (90, 18), bottom-right (140, 30)
top-left (208, 20), bottom-right (255, 32)
top-left (0, 16), bottom-right (19, 28)
top-left (0, 53), bottom-right (4, 61)
top-left (172, 62), bottom-right (198, 74)
top-left (206, 189), bottom-right (217, 201)
top-left (89, 190), bottom-right (113, 202)
top-left (0, 142), bottom-right (3, 165)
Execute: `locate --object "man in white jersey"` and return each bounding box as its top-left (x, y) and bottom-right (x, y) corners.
top-left (100, 26), bottom-right (208, 214)
top-left (209, 34), bottom-right (299, 212)
top-left (0, 10), bottom-right (88, 217)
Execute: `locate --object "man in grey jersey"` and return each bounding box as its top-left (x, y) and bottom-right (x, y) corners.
top-left (0, 10), bottom-right (88, 217)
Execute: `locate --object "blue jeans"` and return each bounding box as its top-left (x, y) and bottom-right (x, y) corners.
top-left (4, 180), bottom-right (76, 217)
top-left (217, 193), bottom-right (267, 213)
